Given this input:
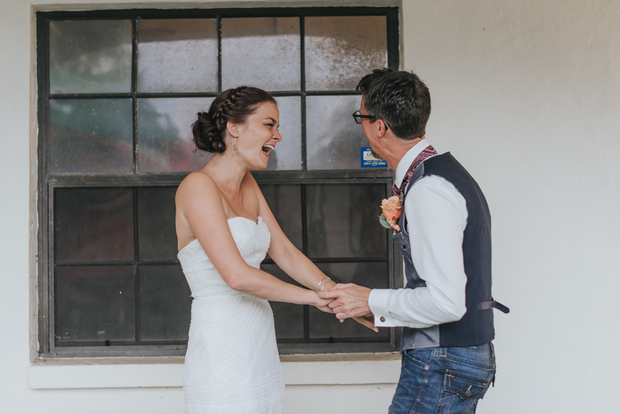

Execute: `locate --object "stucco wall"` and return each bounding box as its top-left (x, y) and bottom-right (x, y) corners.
top-left (1, 0), bottom-right (619, 413)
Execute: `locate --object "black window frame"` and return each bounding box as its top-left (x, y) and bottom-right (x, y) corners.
top-left (36, 6), bottom-right (402, 359)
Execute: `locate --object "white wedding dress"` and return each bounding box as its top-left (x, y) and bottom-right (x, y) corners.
top-left (178, 216), bottom-right (286, 414)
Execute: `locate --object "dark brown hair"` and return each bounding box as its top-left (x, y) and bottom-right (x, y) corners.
top-left (192, 86), bottom-right (276, 153)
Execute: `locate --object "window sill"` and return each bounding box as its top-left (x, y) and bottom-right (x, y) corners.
top-left (29, 355), bottom-right (401, 389)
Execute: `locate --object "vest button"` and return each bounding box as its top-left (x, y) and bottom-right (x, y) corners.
top-left (380, 316), bottom-right (386, 322)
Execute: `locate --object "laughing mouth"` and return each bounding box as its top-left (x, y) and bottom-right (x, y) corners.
top-left (262, 144), bottom-right (275, 154)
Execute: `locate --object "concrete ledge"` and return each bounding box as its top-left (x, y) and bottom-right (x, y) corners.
top-left (30, 360), bottom-right (401, 389)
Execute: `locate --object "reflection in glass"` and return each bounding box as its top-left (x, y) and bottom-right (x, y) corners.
top-left (305, 16), bottom-right (387, 91)
top-left (261, 264), bottom-right (304, 340)
top-left (259, 184), bottom-right (303, 251)
top-left (138, 187), bottom-right (178, 261)
top-left (139, 265), bottom-right (191, 341)
top-left (265, 96), bottom-right (301, 171)
top-left (138, 98), bottom-right (213, 172)
top-left (222, 18), bottom-right (300, 91)
top-left (138, 19), bottom-right (218, 93)
top-left (306, 95), bottom-right (369, 170)
top-left (54, 187), bottom-right (134, 263)
top-left (55, 265), bottom-right (135, 344)
top-left (50, 99), bottom-right (133, 173)
top-left (309, 262), bottom-right (390, 340)
top-left (50, 20), bottom-right (132, 94)
top-left (306, 183), bottom-right (388, 258)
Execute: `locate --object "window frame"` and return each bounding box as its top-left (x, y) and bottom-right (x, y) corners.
top-left (36, 6), bottom-right (402, 359)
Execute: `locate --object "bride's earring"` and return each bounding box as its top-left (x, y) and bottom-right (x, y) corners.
top-left (232, 136), bottom-right (238, 151)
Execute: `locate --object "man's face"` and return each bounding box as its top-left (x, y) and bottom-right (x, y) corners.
top-left (360, 97), bottom-right (384, 160)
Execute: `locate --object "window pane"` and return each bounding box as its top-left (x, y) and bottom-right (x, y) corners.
top-left (265, 96), bottom-right (302, 171)
top-left (138, 19), bottom-right (218, 93)
top-left (306, 183), bottom-right (388, 258)
top-left (55, 187), bottom-right (134, 262)
top-left (309, 262), bottom-right (389, 340)
top-left (259, 184), bottom-right (303, 251)
top-left (138, 187), bottom-right (178, 262)
top-left (305, 16), bottom-right (387, 91)
top-left (137, 98), bottom-right (213, 172)
top-left (50, 20), bottom-right (132, 94)
top-left (222, 17), bottom-right (300, 91)
top-left (306, 95), bottom-right (369, 170)
top-left (261, 263), bottom-right (304, 340)
top-left (50, 98), bottom-right (133, 173)
top-left (55, 265), bottom-right (135, 345)
top-left (139, 265), bottom-right (191, 341)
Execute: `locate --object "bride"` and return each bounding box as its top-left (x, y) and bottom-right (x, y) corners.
top-left (175, 86), bottom-right (340, 414)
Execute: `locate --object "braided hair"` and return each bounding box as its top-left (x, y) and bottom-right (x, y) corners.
top-left (192, 86), bottom-right (276, 153)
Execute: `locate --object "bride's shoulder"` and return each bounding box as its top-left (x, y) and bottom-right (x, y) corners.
top-left (177, 171), bottom-right (221, 201)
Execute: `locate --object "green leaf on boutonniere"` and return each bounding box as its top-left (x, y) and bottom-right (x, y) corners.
top-left (379, 214), bottom-right (392, 229)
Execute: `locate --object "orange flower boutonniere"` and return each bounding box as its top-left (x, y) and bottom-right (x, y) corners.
top-left (379, 195), bottom-right (403, 231)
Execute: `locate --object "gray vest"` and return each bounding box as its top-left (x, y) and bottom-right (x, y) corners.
top-left (394, 153), bottom-right (507, 351)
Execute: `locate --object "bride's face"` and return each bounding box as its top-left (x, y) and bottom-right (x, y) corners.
top-left (231, 101), bottom-right (282, 170)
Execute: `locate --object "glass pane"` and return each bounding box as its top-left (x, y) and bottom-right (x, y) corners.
top-left (137, 98), bottom-right (214, 172)
top-left (305, 16), bottom-right (387, 91)
top-left (138, 19), bottom-right (218, 93)
top-left (50, 99), bottom-right (133, 173)
top-left (309, 262), bottom-right (390, 340)
top-left (261, 263), bottom-right (304, 340)
top-left (139, 265), bottom-right (191, 341)
top-left (306, 95), bottom-right (370, 170)
top-left (222, 17), bottom-right (300, 91)
top-left (54, 188), bottom-right (134, 262)
top-left (138, 187), bottom-right (178, 261)
top-left (306, 183), bottom-right (388, 258)
top-left (55, 265), bottom-right (135, 345)
top-left (259, 184), bottom-right (302, 251)
top-left (50, 20), bottom-right (132, 94)
top-left (265, 96), bottom-right (302, 171)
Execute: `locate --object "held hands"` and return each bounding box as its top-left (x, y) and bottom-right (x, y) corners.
top-left (318, 283), bottom-right (378, 332)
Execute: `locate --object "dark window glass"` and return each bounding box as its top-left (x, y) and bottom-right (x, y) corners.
top-left (55, 265), bottom-right (135, 345)
top-left (259, 184), bottom-right (303, 251)
top-left (138, 187), bottom-right (178, 262)
top-left (50, 99), bottom-right (133, 174)
top-left (54, 188), bottom-right (134, 263)
top-left (139, 265), bottom-right (192, 342)
top-left (306, 184), bottom-right (388, 259)
top-left (261, 264), bottom-right (305, 340)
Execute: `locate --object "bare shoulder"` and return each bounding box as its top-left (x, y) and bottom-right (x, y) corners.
top-left (176, 171), bottom-right (219, 202)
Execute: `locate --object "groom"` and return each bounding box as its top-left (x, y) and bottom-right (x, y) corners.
top-left (320, 69), bottom-right (508, 413)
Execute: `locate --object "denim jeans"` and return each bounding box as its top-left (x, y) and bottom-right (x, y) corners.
top-left (388, 343), bottom-right (496, 414)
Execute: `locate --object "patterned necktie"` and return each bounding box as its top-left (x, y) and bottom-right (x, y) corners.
top-left (392, 145), bottom-right (438, 196)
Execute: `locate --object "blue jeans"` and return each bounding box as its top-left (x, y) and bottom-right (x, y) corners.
top-left (388, 343), bottom-right (496, 414)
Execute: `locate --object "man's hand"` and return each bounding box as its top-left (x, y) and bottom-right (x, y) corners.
top-left (318, 283), bottom-right (373, 321)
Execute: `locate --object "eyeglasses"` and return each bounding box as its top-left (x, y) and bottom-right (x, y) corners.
top-left (352, 110), bottom-right (377, 124)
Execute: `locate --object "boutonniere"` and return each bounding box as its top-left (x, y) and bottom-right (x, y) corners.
top-left (379, 195), bottom-right (403, 231)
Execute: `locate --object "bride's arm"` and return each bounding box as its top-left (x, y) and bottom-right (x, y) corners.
top-left (176, 172), bottom-right (330, 307)
top-left (250, 177), bottom-right (337, 293)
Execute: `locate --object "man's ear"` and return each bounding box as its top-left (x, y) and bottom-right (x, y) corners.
top-left (377, 119), bottom-right (389, 136)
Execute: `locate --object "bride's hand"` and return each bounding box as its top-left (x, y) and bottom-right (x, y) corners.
top-left (313, 293), bottom-right (334, 313)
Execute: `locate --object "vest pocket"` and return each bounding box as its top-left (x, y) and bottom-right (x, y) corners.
top-left (442, 369), bottom-right (492, 401)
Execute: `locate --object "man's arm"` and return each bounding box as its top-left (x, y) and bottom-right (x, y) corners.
top-left (321, 175), bottom-right (468, 328)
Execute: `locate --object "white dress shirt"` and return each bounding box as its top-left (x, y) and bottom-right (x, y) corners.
top-left (368, 140), bottom-right (469, 328)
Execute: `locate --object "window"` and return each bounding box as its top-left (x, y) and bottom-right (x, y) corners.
top-left (37, 7), bottom-right (400, 358)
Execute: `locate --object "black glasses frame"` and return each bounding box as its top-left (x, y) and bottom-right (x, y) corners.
top-left (352, 110), bottom-right (377, 124)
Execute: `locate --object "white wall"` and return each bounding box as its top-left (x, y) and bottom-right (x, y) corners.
top-left (1, 0), bottom-right (618, 413)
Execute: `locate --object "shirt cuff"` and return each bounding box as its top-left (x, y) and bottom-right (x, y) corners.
top-left (368, 289), bottom-right (398, 327)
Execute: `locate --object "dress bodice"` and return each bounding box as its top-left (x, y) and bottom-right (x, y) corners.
top-left (177, 216), bottom-right (271, 300)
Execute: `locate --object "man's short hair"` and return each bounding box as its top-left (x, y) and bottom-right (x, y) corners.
top-left (356, 68), bottom-right (431, 140)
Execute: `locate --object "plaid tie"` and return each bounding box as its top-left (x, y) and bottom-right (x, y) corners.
top-left (392, 145), bottom-right (438, 196)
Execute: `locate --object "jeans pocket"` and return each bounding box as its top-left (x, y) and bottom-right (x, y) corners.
top-left (442, 369), bottom-right (492, 402)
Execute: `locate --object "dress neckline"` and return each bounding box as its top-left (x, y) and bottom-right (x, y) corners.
top-left (177, 216), bottom-right (263, 256)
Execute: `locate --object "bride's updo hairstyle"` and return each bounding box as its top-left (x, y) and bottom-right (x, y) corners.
top-left (192, 86), bottom-right (276, 153)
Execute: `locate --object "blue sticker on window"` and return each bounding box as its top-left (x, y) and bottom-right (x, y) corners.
top-left (361, 147), bottom-right (388, 168)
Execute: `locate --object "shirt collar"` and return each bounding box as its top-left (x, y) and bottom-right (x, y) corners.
top-left (394, 139), bottom-right (433, 187)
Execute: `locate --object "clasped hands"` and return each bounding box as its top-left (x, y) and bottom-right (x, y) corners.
top-left (317, 284), bottom-right (378, 332)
